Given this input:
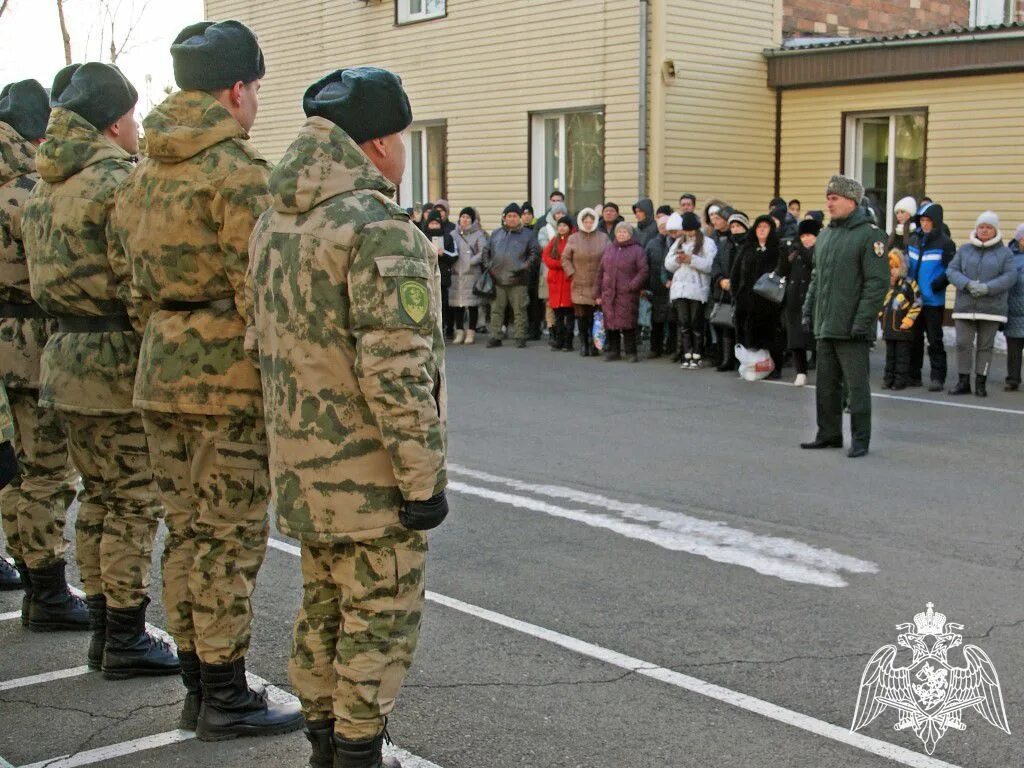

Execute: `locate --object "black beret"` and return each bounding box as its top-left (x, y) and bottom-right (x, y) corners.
top-left (503, 203), bottom-right (522, 216)
top-left (798, 218), bottom-right (822, 237)
top-left (459, 206), bottom-right (476, 222)
top-left (171, 20), bottom-right (266, 92)
top-left (303, 67), bottom-right (412, 145)
top-left (680, 212), bottom-right (702, 231)
top-left (50, 63), bottom-right (138, 131)
top-left (0, 79), bottom-right (50, 141)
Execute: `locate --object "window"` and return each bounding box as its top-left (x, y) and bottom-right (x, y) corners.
top-left (970, 0), bottom-right (1011, 26)
top-left (844, 111), bottom-right (926, 232)
top-left (397, 0), bottom-right (445, 24)
top-left (399, 123), bottom-right (446, 208)
top-left (530, 110), bottom-right (604, 215)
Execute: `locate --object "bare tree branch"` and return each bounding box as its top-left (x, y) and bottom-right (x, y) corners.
top-left (0, 1), bottom-right (12, 23)
top-left (102, 0), bottom-right (152, 64)
top-left (56, 0), bottom-right (72, 65)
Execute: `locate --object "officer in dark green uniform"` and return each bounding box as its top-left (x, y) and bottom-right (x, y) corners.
top-left (800, 175), bottom-right (889, 458)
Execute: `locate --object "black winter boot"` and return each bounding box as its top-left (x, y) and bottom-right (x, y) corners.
top-left (948, 374), bottom-right (971, 396)
top-left (333, 729), bottom-right (402, 768)
top-left (974, 374), bottom-right (988, 397)
top-left (86, 594), bottom-right (106, 670)
top-left (178, 649), bottom-right (202, 730)
top-left (305, 719), bottom-right (334, 768)
top-left (0, 558), bottom-right (20, 590)
top-left (195, 658), bottom-right (303, 741)
top-left (102, 597), bottom-right (180, 680)
top-left (15, 561), bottom-right (30, 626)
top-left (27, 560), bottom-right (89, 631)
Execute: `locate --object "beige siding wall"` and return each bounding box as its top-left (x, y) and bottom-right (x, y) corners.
top-left (654, 0), bottom-right (779, 216)
top-left (779, 73), bottom-right (1024, 238)
top-left (204, 0), bottom-right (642, 227)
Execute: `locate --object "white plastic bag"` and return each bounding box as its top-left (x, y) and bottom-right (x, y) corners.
top-left (735, 344), bottom-right (774, 382)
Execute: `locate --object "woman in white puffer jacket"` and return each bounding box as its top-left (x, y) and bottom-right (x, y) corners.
top-left (664, 212), bottom-right (717, 368)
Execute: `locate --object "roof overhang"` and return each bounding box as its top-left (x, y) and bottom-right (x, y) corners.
top-left (765, 28), bottom-right (1024, 89)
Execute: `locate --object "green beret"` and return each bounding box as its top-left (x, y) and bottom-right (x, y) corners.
top-left (303, 67), bottom-right (413, 145)
top-left (171, 20), bottom-right (266, 92)
top-left (50, 63), bottom-right (138, 131)
top-left (0, 79), bottom-right (50, 141)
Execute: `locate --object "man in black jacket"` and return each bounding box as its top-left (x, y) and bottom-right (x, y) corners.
top-left (485, 203), bottom-right (540, 348)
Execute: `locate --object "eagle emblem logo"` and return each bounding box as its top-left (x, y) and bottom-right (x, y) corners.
top-left (852, 603), bottom-right (1010, 754)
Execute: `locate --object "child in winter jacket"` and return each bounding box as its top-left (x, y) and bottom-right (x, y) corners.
top-left (879, 249), bottom-right (922, 390)
top-left (664, 211), bottom-right (717, 369)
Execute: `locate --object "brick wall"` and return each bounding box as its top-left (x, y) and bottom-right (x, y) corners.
top-left (784, 0), bottom-right (970, 38)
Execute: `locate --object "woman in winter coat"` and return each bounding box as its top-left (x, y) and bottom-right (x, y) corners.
top-left (542, 217), bottom-right (576, 351)
top-left (887, 196), bottom-right (917, 252)
top-left (563, 208), bottom-right (606, 357)
top-left (664, 212), bottom-right (717, 369)
top-left (709, 211), bottom-right (749, 371)
top-left (946, 211), bottom-right (1018, 397)
top-left (537, 202), bottom-right (570, 344)
top-left (1005, 223), bottom-right (1024, 391)
top-left (425, 210), bottom-right (458, 339)
top-left (730, 214), bottom-right (783, 379)
top-left (595, 222), bottom-right (649, 362)
top-left (777, 218), bottom-right (820, 386)
top-left (450, 206), bottom-right (488, 345)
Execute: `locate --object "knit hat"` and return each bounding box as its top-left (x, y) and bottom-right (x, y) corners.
top-left (171, 20), bottom-right (265, 91)
top-left (825, 174), bottom-right (865, 203)
top-left (976, 210), bottom-right (999, 229)
top-left (50, 63), bottom-right (138, 131)
top-left (727, 211), bottom-right (750, 229)
top-left (894, 196), bottom-right (917, 217)
top-left (0, 79), bottom-right (50, 141)
top-left (603, 202), bottom-right (619, 213)
top-left (425, 210), bottom-right (443, 225)
top-left (556, 216), bottom-right (574, 229)
top-left (680, 212), bottom-right (701, 231)
top-left (798, 218), bottom-right (822, 237)
top-left (804, 210), bottom-right (825, 224)
top-left (304, 67), bottom-right (412, 145)
top-left (502, 202), bottom-right (522, 217)
top-left (521, 202), bottom-right (534, 215)
top-left (706, 204), bottom-right (721, 218)
top-left (459, 206), bottom-right (476, 223)
top-left (718, 205), bottom-right (735, 221)
top-left (665, 213), bottom-right (684, 232)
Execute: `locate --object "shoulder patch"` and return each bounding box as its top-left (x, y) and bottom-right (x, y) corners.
top-left (399, 280), bottom-right (429, 324)
top-left (873, 241), bottom-right (885, 257)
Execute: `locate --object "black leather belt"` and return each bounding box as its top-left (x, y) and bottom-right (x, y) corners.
top-left (57, 314), bottom-right (133, 333)
top-left (0, 301), bottom-right (50, 320)
top-left (159, 298), bottom-right (236, 312)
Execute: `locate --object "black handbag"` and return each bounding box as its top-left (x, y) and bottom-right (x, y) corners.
top-left (709, 300), bottom-right (735, 329)
top-left (753, 271), bottom-right (786, 304)
top-left (472, 269), bottom-right (496, 300)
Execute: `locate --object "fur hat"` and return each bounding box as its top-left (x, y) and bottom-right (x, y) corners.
top-left (171, 20), bottom-right (265, 91)
top-left (798, 218), bottom-right (822, 237)
top-left (825, 174), bottom-right (865, 203)
top-left (577, 207), bottom-right (598, 232)
top-left (894, 196), bottom-right (917, 217)
top-left (304, 67), bottom-right (413, 145)
top-left (0, 79), bottom-right (50, 141)
top-left (50, 63), bottom-right (138, 131)
top-left (976, 210), bottom-right (999, 229)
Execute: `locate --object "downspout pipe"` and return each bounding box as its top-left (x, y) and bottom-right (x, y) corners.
top-left (638, 0), bottom-right (649, 197)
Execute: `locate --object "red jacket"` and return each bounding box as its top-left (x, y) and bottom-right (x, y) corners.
top-left (542, 235), bottom-right (574, 309)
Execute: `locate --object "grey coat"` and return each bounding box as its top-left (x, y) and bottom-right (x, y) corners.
top-left (485, 226), bottom-right (540, 287)
top-left (946, 236), bottom-right (1017, 322)
top-left (450, 222), bottom-right (488, 307)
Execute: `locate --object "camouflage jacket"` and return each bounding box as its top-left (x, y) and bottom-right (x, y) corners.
top-left (23, 108), bottom-right (139, 414)
top-left (250, 117), bottom-right (447, 544)
top-left (0, 121), bottom-right (53, 390)
top-left (0, 382), bottom-right (13, 442)
top-left (112, 90), bottom-right (271, 416)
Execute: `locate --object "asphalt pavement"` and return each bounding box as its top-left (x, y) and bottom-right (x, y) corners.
top-left (2, 339), bottom-right (1022, 768)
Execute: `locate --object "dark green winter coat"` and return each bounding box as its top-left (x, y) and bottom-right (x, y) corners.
top-left (803, 206), bottom-right (888, 340)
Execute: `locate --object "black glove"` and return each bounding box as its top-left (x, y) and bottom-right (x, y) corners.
top-left (0, 441), bottom-right (19, 490)
top-left (400, 491), bottom-right (449, 531)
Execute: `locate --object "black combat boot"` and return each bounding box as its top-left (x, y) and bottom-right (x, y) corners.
top-left (27, 559), bottom-right (89, 631)
top-left (86, 594), bottom-right (106, 670)
top-left (179, 649), bottom-right (202, 730)
top-left (0, 558), bottom-right (20, 590)
top-left (305, 719), bottom-right (334, 768)
top-left (948, 374), bottom-right (971, 396)
top-left (195, 657), bottom-right (303, 741)
top-left (974, 374), bottom-right (988, 398)
top-left (15, 561), bottom-right (31, 626)
top-left (102, 597), bottom-right (180, 680)
top-left (333, 729), bottom-right (402, 768)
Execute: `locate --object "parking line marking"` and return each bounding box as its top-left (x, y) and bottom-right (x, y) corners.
top-left (266, 537), bottom-right (960, 768)
top-left (763, 379), bottom-right (1024, 415)
top-left (0, 666), bottom-right (90, 692)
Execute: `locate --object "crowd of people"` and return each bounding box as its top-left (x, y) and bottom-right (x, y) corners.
top-left (408, 189), bottom-right (1024, 394)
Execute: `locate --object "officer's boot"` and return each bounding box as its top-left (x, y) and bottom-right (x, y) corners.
top-left (15, 561), bottom-right (31, 626)
top-left (333, 729), bottom-right (402, 768)
top-left (27, 559), bottom-right (89, 631)
top-left (0, 558), bottom-right (20, 590)
top-left (975, 374), bottom-right (988, 398)
top-left (948, 374), bottom-right (971, 396)
top-left (102, 597), bottom-right (180, 680)
top-left (178, 650), bottom-right (202, 730)
top-left (195, 657), bottom-right (303, 741)
top-left (305, 719), bottom-right (334, 768)
top-left (85, 594), bottom-right (106, 670)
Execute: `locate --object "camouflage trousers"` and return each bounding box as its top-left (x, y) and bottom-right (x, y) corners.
top-left (63, 411), bottom-right (162, 609)
top-left (0, 389), bottom-right (76, 568)
top-left (141, 410), bottom-right (269, 663)
top-left (289, 531), bottom-right (427, 740)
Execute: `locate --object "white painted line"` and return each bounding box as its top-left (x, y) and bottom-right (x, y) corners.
top-left (0, 754), bottom-right (14, 768)
top-left (19, 731), bottom-right (195, 768)
top-left (445, 466), bottom-right (877, 588)
top-left (0, 610), bottom-right (20, 622)
top-left (763, 379), bottom-right (1024, 415)
top-left (0, 666), bottom-right (90, 692)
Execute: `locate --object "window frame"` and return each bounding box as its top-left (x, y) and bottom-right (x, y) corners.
top-left (969, 0), bottom-right (1012, 26)
top-left (840, 108), bottom-right (928, 232)
top-left (527, 105), bottom-right (606, 214)
top-left (398, 120), bottom-right (447, 209)
top-left (395, 0), bottom-right (447, 26)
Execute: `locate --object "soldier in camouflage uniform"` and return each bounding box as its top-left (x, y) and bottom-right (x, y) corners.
top-left (250, 67), bottom-right (449, 768)
top-left (0, 80), bottom-right (84, 627)
top-left (22, 63), bottom-right (178, 679)
top-left (111, 20), bottom-right (301, 739)
top-left (0, 380), bottom-right (18, 588)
